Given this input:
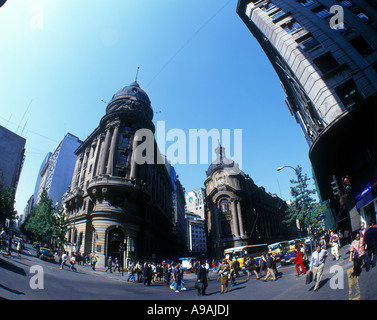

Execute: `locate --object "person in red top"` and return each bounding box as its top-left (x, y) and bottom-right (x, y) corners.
top-left (293, 246), bottom-right (306, 278)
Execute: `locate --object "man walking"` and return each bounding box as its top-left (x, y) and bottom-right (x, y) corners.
top-left (329, 231), bottom-right (340, 261)
top-left (309, 244), bottom-right (328, 292)
top-left (263, 253), bottom-right (276, 281)
top-left (364, 220), bottom-right (377, 271)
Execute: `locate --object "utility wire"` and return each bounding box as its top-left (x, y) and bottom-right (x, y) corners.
top-left (146, 0), bottom-right (233, 88)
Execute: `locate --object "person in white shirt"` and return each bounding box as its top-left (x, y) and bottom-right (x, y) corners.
top-left (309, 244), bottom-right (328, 292)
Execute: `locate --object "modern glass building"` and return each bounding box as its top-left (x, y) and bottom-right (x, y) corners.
top-left (237, 0), bottom-right (377, 233)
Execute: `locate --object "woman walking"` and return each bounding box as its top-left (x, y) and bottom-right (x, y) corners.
top-left (217, 259), bottom-right (230, 294)
top-left (245, 257), bottom-right (259, 280)
top-left (349, 233), bottom-right (365, 279)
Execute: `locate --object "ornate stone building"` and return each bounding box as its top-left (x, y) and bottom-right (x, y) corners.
top-left (63, 82), bottom-right (176, 267)
top-left (205, 145), bottom-right (298, 259)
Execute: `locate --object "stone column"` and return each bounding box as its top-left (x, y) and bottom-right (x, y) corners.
top-left (92, 136), bottom-right (102, 178)
top-left (237, 200), bottom-right (244, 237)
top-left (78, 148), bottom-right (89, 186)
top-left (71, 155), bottom-right (82, 189)
top-left (106, 122), bottom-right (120, 176)
top-left (98, 125), bottom-right (112, 175)
top-left (130, 131), bottom-right (140, 180)
top-left (231, 200), bottom-right (240, 238)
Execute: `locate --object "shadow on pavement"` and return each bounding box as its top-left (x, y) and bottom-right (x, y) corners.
top-left (0, 257), bottom-right (27, 276)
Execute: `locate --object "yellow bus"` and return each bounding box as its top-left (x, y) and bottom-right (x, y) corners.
top-left (267, 241), bottom-right (289, 261)
top-left (223, 244), bottom-right (268, 268)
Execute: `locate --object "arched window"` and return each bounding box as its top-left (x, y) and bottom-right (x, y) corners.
top-left (220, 199), bottom-right (229, 213)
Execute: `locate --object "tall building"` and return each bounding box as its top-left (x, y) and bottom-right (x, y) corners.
top-left (0, 125), bottom-right (26, 192)
top-left (34, 133), bottom-right (82, 207)
top-left (185, 188), bottom-right (205, 220)
top-left (237, 0), bottom-right (377, 232)
top-left (63, 82), bottom-right (177, 268)
top-left (205, 145), bottom-right (297, 259)
top-left (186, 211), bottom-right (207, 255)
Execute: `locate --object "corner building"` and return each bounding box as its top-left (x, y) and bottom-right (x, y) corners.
top-left (63, 82), bottom-right (176, 268)
top-left (237, 0), bottom-right (377, 232)
top-left (205, 146), bottom-right (298, 259)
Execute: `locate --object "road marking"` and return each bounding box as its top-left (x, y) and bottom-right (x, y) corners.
top-left (347, 268), bottom-right (360, 300)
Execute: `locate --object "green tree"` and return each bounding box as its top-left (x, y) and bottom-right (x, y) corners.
top-left (0, 177), bottom-right (17, 226)
top-left (284, 166), bottom-right (325, 235)
top-left (24, 189), bottom-right (61, 244)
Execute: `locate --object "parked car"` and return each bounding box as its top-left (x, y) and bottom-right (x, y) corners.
top-left (38, 247), bottom-right (55, 262)
top-left (280, 251), bottom-right (296, 266)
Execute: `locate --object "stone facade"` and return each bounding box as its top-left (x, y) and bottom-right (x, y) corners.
top-left (204, 145), bottom-right (298, 259)
top-left (63, 82), bottom-right (176, 268)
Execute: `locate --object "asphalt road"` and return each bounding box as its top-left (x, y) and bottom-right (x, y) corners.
top-left (0, 243), bottom-right (376, 301)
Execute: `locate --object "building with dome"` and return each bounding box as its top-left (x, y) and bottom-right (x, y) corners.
top-left (63, 82), bottom-right (176, 268)
top-left (204, 144), bottom-right (298, 259)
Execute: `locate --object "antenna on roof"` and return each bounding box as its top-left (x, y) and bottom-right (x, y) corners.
top-left (135, 66), bottom-right (140, 83)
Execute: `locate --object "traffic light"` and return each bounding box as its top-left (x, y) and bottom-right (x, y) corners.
top-left (330, 175), bottom-right (340, 198)
top-left (342, 175), bottom-right (352, 193)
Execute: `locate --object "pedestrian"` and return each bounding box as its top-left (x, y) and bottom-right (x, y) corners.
top-left (329, 231), bottom-right (340, 261)
top-left (135, 261), bottom-right (143, 282)
top-left (170, 262), bottom-right (183, 292)
top-left (60, 252), bottom-right (68, 269)
top-left (349, 233), bottom-right (365, 279)
top-left (205, 260), bottom-right (210, 280)
top-left (293, 246), bottom-right (306, 278)
top-left (217, 259), bottom-right (230, 294)
top-left (258, 253), bottom-right (267, 278)
top-left (359, 223), bottom-right (366, 239)
top-left (178, 263), bottom-right (187, 291)
top-left (143, 262), bottom-right (153, 286)
top-left (7, 232), bottom-right (12, 255)
top-left (70, 254), bottom-right (77, 272)
top-left (196, 260), bottom-right (208, 296)
top-left (364, 220), bottom-right (377, 272)
top-left (263, 253), bottom-right (276, 281)
top-left (0, 228), bottom-right (6, 253)
top-left (163, 262), bottom-right (172, 286)
top-left (91, 254), bottom-right (97, 271)
top-left (245, 257), bottom-right (259, 280)
top-left (16, 240), bottom-right (22, 258)
top-left (309, 244), bottom-right (328, 292)
top-left (113, 258), bottom-right (121, 272)
top-left (228, 258), bottom-right (236, 286)
top-left (127, 262), bottom-right (136, 282)
top-left (106, 256), bottom-right (113, 273)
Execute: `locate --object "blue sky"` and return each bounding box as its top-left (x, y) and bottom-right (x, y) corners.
top-left (0, 0), bottom-right (316, 216)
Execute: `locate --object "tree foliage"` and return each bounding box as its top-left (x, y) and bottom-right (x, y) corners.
top-left (284, 166), bottom-right (325, 235)
top-left (24, 189), bottom-right (67, 244)
top-left (0, 177), bottom-right (17, 226)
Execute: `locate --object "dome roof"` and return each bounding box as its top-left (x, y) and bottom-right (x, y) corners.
top-left (206, 145), bottom-right (238, 177)
top-left (109, 81), bottom-right (151, 106)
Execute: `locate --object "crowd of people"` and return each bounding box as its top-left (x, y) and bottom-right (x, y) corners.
top-left (1, 219), bottom-right (376, 297)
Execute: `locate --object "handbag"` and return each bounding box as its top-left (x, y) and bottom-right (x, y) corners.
top-left (305, 271), bottom-right (313, 285)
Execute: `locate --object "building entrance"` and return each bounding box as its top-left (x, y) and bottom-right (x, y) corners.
top-left (107, 228), bottom-right (125, 266)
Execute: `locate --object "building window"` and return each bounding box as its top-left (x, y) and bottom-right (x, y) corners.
top-left (336, 0), bottom-right (352, 7)
top-left (119, 153), bottom-right (128, 166)
top-left (312, 52), bottom-right (340, 74)
top-left (334, 79), bottom-right (363, 109)
top-left (312, 5), bottom-right (331, 19)
top-left (260, 2), bottom-right (276, 11)
top-left (298, 0), bottom-right (316, 7)
top-left (331, 22), bottom-right (352, 33)
top-left (270, 10), bottom-right (287, 22)
top-left (349, 35), bottom-right (373, 56)
top-left (296, 34), bottom-right (320, 51)
top-left (281, 20), bottom-right (302, 33)
top-left (354, 9), bottom-right (372, 23)
top-left (220, 199), bottom-right (229, 213)
top-left (121, 136), bottom-right (130, 148)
